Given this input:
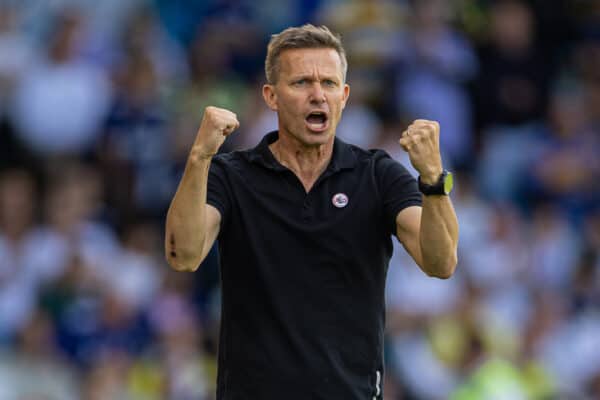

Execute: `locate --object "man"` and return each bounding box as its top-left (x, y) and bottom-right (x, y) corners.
top-left (165, 24), bottom-right (458, 400)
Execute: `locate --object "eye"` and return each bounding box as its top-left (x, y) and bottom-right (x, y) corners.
top-left (323, 79), bottom-right (337, 87)
top-left (293, 79), bottom-right (307, 86)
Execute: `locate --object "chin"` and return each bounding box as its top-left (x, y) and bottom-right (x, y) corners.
top-left (301, 130), bottom-right (334, 146)
top-left (281, 122), bottom-right (335, 147)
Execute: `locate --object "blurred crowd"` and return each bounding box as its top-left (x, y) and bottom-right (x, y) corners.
top-left (0, 0), bottom-right (599, 399)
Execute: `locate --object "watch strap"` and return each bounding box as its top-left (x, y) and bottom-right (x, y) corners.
top-left (418, 170), bottom-right (451, 196)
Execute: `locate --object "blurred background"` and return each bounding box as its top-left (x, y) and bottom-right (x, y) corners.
top-left (0, 0), bottom-right (599, 399)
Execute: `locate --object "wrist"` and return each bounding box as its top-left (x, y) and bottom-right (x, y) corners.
top-left (190, 146), bottom-right (216, 163)
top-left (418, 170), bottom-right (454, 196)
top-left (418, 167), bottom-right (444, 185)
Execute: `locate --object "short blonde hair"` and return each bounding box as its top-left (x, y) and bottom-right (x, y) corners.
top-left (265, 24), bottom-right (347, 84)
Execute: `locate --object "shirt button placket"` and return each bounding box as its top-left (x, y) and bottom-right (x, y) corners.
top-left (302, 197), bottom-right (312, 221)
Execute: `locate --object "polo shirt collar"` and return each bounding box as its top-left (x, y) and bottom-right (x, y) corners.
top-left (247, 131), bottom-right (357, 172)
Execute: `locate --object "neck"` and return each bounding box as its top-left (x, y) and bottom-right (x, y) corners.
top-left (269, 132), bottom-right (334, 192)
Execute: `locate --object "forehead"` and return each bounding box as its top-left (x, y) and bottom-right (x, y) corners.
top-left (278, 48), bottom-right (343, 78)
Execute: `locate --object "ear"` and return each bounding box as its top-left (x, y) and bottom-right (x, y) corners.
top-left (341, 83), bottom-right (350, 110)
top-left (262, 84), bottom-right (278, 111)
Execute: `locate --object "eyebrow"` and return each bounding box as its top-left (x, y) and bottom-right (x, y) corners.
top-left (289, 74), bottom-right (340, 82)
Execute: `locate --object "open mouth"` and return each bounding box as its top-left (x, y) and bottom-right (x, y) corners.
top-left (305, 111), bottom-right (329, 132)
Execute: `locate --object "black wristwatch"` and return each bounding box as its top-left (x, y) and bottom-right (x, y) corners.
top-left (418, 170), bottom-right (454, 196)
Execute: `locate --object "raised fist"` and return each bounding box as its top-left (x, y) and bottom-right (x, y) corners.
top-left (193, 106), bottom-right (240, 159)
top-left (399, 119), bottom-right (443, 184)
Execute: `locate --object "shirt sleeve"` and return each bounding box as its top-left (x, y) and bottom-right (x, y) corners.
top-left (375, 151), bottom-right (422, 235)
top-left (207, 156), bottom-right (232, 232)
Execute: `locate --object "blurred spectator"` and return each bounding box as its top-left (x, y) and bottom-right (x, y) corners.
top-left (0, 310), bottom-right (80, 400)
top-left (10, 8), bottom-right (112, 158)
top-left (0, 169), bottom-right (40, 341)
top-left (476, 122), bottom-right (546, 204)
top-left (537, 311), bottom-right (600, 394)
top-left (460, 203), bottom-right (529, 289)
top-left (474, 0), bottom-right (552, 131)
top-left (0, 5), bottom-right (38, 169)
top-left (230, 75), bottom-right (278, 150)
top-left (451, 357), bottom-right (555, 399)
top-left (386, 241), bottom-right (464, 319)
top-left (335, 87), bottom-right (383, 148)
top-left (150, 289), bottom-right (214, 399)
top-left (36, 162), bottom-right (119, 281)
top-left (100, 36), bottom-right (174, 219)
top-left (526, 81), bottom-right (600, 223)
top-left (0, 4), bottom-right (34, 111)
top-left (115, 6), bottom-right (189, 85)
top-left (393, 0), bottom-right (478, 168)
top-left (81, 350), bottom-right (134, 400)
top-left (172, 21), bottom-right (253, 124)
top-left (527, 204), bottom-right (582, 291)
top-left (110, 220), bottom-right (164, 311)
top-left (316, 0), bottom-right (407, 111)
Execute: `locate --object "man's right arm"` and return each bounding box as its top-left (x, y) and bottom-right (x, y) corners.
top-left (164, 106), bottom-right (239, 272)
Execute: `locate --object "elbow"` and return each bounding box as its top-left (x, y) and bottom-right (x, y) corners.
top-left (424, 253), bottom-right (458, 280)
top-left (165, 250), bottom-right (201, 272)
top-left (164, 229), bottom-right (203, 272)
top-left (430, 267), bottom-right (454, 279)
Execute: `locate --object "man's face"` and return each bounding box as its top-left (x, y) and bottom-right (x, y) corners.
top-left (263, 48), bottom-right (350, 147)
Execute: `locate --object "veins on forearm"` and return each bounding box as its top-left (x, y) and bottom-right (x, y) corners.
top-left (420, 199), bottom-right (458, 262)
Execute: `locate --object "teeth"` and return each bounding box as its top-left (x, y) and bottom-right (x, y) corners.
top-left (307, 120), bottom-right (326, 130)
top-left (306, 111), bottom-right (327, 130)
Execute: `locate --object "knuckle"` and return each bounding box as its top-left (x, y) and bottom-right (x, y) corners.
top-left (207, 112), bottom-right (219, 123)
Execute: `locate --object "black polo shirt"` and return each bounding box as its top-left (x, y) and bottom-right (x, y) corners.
top-left (207, 131), bottom-right (421, 400)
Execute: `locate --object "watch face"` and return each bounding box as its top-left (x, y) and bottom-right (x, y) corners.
top-left (443, 171), bottom-right (454, 195)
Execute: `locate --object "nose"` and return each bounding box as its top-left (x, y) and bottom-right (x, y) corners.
top-left (309, 82), bottom-right (326, 104)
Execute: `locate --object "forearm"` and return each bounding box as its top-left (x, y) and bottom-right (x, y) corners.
top-left (165, 147), bottom-right (212, 271)
top-left (419, 195), bottom-right (459, 278)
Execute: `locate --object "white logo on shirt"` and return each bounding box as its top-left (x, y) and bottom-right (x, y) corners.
top-left (332, 193), bottom-right (349, 208)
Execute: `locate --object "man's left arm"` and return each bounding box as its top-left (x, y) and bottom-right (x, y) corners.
top-left (395, 119), bottom-right (459, 278)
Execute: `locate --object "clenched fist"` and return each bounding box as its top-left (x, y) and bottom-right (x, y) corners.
top-left (399, 119), bottom-right (443, 184)
top-left (192, 106), bottom-right (240, 160)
